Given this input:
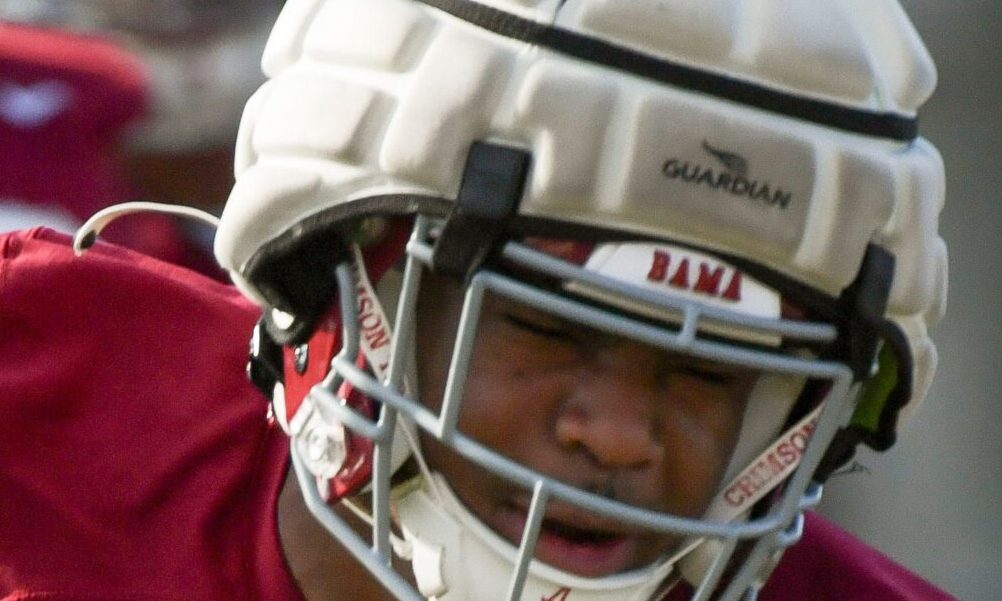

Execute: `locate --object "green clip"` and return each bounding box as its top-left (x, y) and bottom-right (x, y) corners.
top-left (851, 344), bottom-right (899, 433)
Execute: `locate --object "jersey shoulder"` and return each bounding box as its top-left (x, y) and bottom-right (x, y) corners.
top-left (0, 226), bottom-right (260, 433)
top-left (0, 226), bottom-right (252, 340)
top-left (762, 512), bottom-right (957, 601)
top-left (0, 228), bottom-right (295, 599)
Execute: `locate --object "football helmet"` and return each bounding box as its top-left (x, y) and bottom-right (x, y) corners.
top-left (213, 1), bottom-right (947, 600)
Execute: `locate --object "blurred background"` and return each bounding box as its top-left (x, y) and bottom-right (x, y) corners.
top-left (0, 0), bottom-right (283, 276)
top-left (1, 1), bottom-right (997, 599)
top-left (820, 2), bottom-right (1001, 600)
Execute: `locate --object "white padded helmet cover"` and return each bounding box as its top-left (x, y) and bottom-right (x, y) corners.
top-left (216, 0), bottom-right (946, 415)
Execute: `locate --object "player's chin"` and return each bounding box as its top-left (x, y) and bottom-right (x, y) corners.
top-left (488, 502), bottom-right (678, 579)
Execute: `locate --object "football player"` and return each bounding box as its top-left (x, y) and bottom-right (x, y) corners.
top-left (0, 1), bottom-right (952, 600)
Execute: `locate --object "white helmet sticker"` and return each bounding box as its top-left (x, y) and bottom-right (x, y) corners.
top-left (568, 242), bottom-right (782, 345)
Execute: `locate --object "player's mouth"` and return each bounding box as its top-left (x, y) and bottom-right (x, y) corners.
top-left (490, 502), bottom-right (641, 578)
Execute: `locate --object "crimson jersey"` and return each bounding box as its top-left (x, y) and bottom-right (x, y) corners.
top-left (0, 229), bottom-right (955, 601)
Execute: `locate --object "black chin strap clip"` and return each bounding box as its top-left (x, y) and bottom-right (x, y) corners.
top-left (247, 318), bottom-right (285, 400)
top-left (432, 141), bottom-right (532, 282)
top-left (814, 245), bottom-right (915, 482)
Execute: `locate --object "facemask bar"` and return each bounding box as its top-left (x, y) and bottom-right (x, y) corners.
top-left (499, 243), bottom-right (836, 344)
top-left (291, 439), bottom-right (426, 601)
top-left (292, 216), bottom-right (858, 601)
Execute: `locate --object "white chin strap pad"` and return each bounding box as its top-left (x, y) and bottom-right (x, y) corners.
top-left (395, 474), bottom-right (679, 601)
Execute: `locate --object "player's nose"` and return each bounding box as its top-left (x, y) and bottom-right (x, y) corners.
top-left (555, 342), bottom-right (665, 470)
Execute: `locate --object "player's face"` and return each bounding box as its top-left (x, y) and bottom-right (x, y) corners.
top-left (415, 271), bottom-right (758, 578)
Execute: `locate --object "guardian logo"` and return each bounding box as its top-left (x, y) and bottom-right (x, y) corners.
top-left (700, 139), bottom-right (748, 176)
top-left (661, 139), bottom-right (793, 209)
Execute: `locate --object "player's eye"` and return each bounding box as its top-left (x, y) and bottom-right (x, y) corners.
top-left (675, 365), bottom-right (734, 386)
top-left (502, 312), bottom-right (580, 343)
top-left (666, 357), bottom-right (748, 388)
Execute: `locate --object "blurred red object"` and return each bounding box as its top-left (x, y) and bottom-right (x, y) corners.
top-left (0, 22), bottom-right (219, 275)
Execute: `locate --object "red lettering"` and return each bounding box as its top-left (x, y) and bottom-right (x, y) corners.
top-left (648, 250), bottom-right (670, 282)
top-left (669, 258), bottom-right (690, 289)
top-left (362, 322), bottom-right (390, 350)
top-left (750, 460), bottom-right (770, 489)
top-left (721, 271), bottom-right (743, 301)
top-left (358, 292), bottom-right (374, 315)
top-left (766, 451), bottom-right (786, 475)
top-left (788, 419), bottom-right (817, 453)
top-left (737, 475), bottom-right (757, 500)
top-left (777, 441), bottom-right (797, 465)
top-left (359, 311), bottom-right (381, 332)
top-left (802, 418), bottom-right (818, 439)
top-left (542, 587), bottom-right (572, 601)
top-left (724, 485), bottom-right (746, 507)
top-left (693, 263), bottom-right (725, 296)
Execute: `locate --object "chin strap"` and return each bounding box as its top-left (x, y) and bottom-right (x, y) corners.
top-left (395, 473), bottom-right (689, 601)
top-left (707, 404), bottom-right (824, 524)
top-left (282, 246), bottom-right (418, 501)
top-left (72, 200), bottom-right (220, 255)
top-left (677, 403), bottom-right (826, 599)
